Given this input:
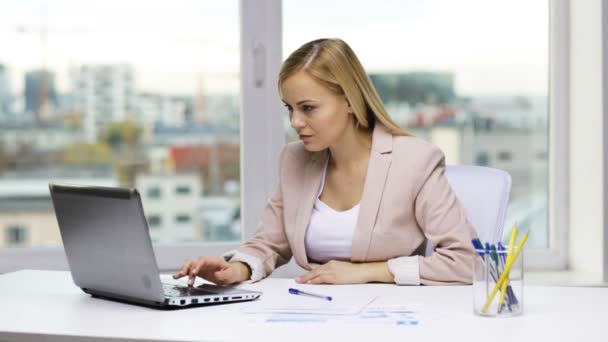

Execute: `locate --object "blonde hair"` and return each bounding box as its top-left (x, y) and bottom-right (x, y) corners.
top-left (279, 38), bottom-right (409, 136)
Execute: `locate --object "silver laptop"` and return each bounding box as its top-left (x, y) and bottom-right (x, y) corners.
top-left (49, 183), bottom-right (261, 309)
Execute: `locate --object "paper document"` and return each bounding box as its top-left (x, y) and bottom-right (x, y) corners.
top-left (244, 304), bottom-right (421, 326)
top-left (346, 304), bottom-right (420, 325)
top-left (242, 292), bottom-right (377, 315)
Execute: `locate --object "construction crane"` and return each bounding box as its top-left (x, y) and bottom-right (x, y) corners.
top-left (16, 5), bottom-right (51, 122)
top-left (16, 5), bottom-right (89, 122)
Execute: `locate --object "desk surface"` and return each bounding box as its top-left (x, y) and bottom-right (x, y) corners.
top-left (0, 270), bottom-right (605, 342)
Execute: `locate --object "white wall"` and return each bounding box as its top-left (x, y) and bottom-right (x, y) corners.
top-left (568, 0), bottom-right (605, 277)
top-left (603, 0), bottom-right (608, 283)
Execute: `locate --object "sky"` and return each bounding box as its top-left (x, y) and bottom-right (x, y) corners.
top-left (0, 0), bottom-right (548, 97)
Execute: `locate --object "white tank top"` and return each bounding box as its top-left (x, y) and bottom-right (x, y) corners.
top-left (305, 156), bottom-right (360, 263)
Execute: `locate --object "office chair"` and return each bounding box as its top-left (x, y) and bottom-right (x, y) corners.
top-left (424, 165), bottom-right (512, 256)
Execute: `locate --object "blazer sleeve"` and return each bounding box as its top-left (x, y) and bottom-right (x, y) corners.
top-left (222, 146), bottom-right (293, 282)
top-left (414, 146), bottom-right (478, 285)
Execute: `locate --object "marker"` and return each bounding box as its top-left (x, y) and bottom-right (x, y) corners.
top-left (288, 288), bottom-right (332, 301)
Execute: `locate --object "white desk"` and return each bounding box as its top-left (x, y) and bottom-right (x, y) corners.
top-left (0, 270), bottom-right (605, 342)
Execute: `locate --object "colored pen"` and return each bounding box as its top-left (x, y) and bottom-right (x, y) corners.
top-left (471, 238), bottom-right (485, 256)
top-left (497, 242), bottom-right (507, 264)
top-left (288, 288), bottom-right (333, 301)
top-left (489, 244), bottom-right (500, 270)
top-left (485, 242), bottom-right (500, 280)
top-left (471, 238), bottom-right (498, 282)
top-left (481, 231), bottom-right (528, 313)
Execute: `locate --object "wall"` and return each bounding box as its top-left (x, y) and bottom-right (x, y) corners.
top-left (568, 0), bottom-right (605, 277)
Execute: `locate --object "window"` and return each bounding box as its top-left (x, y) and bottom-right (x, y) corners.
top-left (0, 0), bottom-right (241, 251)
top-left (475, 152), bottom-right (490, 166)
top-left (0, 1), bottom-right (565, 273)
top-left (497, 151), bottom-right (512, 162)
top-left (175, 186), bottom-right (191, 195)
top-left (175, 214), bottom-right (191, 224)
top-left (284, 0), bottom-right (550, 249)
top-left (147, 215), bottom-right (162, 228)
top-left (0, 0), bottom-right (282, 273)
top-left (6, 225), bottom-right (27, 246)
top-left (147, 187), bottom-right (162, 199)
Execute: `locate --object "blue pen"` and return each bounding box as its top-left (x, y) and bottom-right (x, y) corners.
top-left (288, 288), bottom-right (333, 301)
top-left (471, 239), bottom-right (500, 285)
top-left (471, 239), bottom-right (496, 279)
top-left (498, 242), bottom-right (509, 265)
top-left (471, 238), bottom-right (484, 256)
top-left (484, 243), bottom-right (494, 270)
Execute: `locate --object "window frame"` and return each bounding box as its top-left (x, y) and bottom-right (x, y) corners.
top-left (0, 0), bottom-right (284, 274)
top-left (524, 0), bottom-right (569, 270)
top-left (602, 0), bottom-right (608, 282)
top-left (0, 0), bottom-right (568, 273)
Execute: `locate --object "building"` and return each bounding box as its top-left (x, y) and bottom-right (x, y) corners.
top-left (0, 122), bottom-right (84, 154)
top-left (0, 64), bottom-right (10, 117)
top-left (201, 94), bottom-right (239, 125)
top-left (411, 123), bottom-right (548, 247)
top-left (369, 72), bottom-right (456, 106)
top-left (24, 70), bottom-right (58, 121)
top-left (146, 146), bottom-right (172, 174)
top-left (0, 177), bottom-right (117, 248)
top-left (136, 93), bottom-right (191, 130)
top-left (136, 93), bottom-right (238, 131)
top-left (195, 195), bottom-right (240, 242)
top-left (73, 64), bottom-right (136, 142)
top-left (152, 122), bottom-right (239, 146)
top-left (168, 142), bottom-right (240, 195)
top-left (135, 173), bottom-right (202, 243)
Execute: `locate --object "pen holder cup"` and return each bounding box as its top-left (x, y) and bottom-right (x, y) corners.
top-left (472, 247), bottom-right (523, 317)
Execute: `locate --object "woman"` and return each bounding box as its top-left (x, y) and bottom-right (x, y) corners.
top-left (174, 38), bottom-right (476, 286)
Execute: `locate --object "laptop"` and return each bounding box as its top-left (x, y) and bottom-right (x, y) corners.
top-left (49, 183), bottom-right (262, 309)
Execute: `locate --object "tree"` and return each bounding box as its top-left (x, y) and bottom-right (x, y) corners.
top-left (98, 120), bottom-right (142, 149)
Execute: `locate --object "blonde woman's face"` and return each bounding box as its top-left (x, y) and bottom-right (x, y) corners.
top-left (281, 71), bottom-right (352, 152)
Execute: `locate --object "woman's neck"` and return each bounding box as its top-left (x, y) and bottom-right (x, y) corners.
top-left (328, 126), bottom-right (372, 172)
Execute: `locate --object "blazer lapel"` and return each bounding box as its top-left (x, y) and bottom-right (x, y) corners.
top-left (351, 124), bottom-right (394, 262)
top-left (293, 150), bottom-right (327, 269)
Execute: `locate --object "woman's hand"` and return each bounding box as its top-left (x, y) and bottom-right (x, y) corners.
top-left (172, 256), bottom-right (251, 286)
top-left (295, 260), bottom-right (393, 285)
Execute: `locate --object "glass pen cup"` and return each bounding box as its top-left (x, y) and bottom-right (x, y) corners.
top-left (472, 246), bottom-right (524, 317)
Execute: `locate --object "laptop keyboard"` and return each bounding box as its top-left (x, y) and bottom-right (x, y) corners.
top-left (162, 283), bottom-right (217, 297)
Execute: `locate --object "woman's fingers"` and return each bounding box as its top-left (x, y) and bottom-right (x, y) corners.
top-left (306, 273), bottom-right (331, 284)
top-left (206, 257), bottom-right (231, 271)
top-left (296, 267), bottom-right (322, 284)
top-left (173, 259), bottom-right (194, 279)
top-left (173, 257), bottom-right (235, 286)
top-left (177, 257), bottom-right (231, 286)
top-left (189, 258), bottom-right (209, 286)
top-left (191, 257), bottom-right (229, 276)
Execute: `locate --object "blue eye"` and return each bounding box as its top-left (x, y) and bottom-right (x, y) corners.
top-left (302, 105), bottom-right (315, 112)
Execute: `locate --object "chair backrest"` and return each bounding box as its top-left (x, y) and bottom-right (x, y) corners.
top-left (424, 165), bottom-right (512, 256)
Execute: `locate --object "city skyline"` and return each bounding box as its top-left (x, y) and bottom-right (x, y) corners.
top-left (0, 0), bottom-right (547, 97)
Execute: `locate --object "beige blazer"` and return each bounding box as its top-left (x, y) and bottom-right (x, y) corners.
top-left (232, 123), bottom-right (477, 285)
